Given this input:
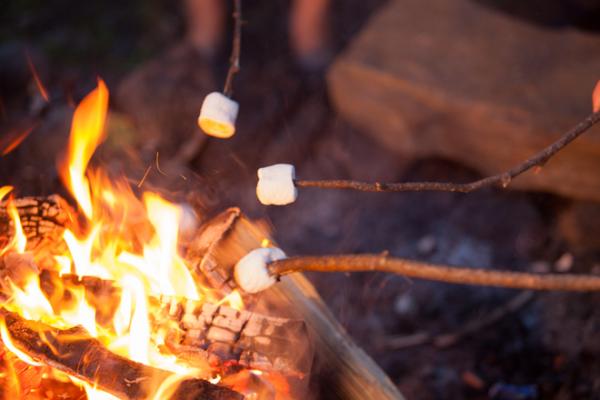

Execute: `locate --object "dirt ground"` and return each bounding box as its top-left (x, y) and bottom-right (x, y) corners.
top-left (2, 1), bottom-right (600, 399)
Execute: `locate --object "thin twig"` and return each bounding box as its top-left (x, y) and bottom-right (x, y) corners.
top-left (382, 291), bottom-right (534, 350)
top-left (223, 0), bottom-right (242, 97)
top-left (155, 152), bottom-right (167, 176)
top-left (295, 111), bottom-right (600, 193)
top-left (136, 165), bottom-right (152, 188)
top-left (269, 255), bottom-right (600, 291)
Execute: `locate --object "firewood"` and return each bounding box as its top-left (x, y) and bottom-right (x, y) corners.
top-left (158, 297), bottom-right (311, 377)
top-left (192, 209), bottom-right (404, 400)
top-left (0, 195), bottom-right (73, 247)
top-left (0, 195), bottom-right (73, 268)
top-left (185, 207), bottom-right (272, 293)
top-left (0, 254), bottom-right (309, 380)
top-left (41, 271), bottom-right (309, 377)
top-left (0, 252), bottom-right (39, 292)
top-left (39, 268), bottom-right (308, 377)
top-left (0, 309), bottom-right (242, 400)
top-left (0, 200), bottom-right (404, 398)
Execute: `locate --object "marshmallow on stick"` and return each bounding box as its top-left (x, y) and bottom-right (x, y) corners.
top-left (256, 164), bottom-right (298, 205)
top-left (198, 92), bottom-right (239, 138)
top-left (234, 247), bottom-right (286, 293)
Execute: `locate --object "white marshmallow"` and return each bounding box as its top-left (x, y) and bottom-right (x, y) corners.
top-left (256, 164), bottom-right (298, 205)
top-left (234, 247), bottom-right (286, 293)
top-left (198, 92), bottom-right (239, 138)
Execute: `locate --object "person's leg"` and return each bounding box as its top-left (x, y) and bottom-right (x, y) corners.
top-left (184, 0), bottom-right (226, 57)
top-left (290, 0), bottom-right (332, 71)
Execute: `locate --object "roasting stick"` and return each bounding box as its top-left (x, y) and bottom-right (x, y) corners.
top-left (197, 0), bottom-right (242, 139)
top-left (256, 111), bottom-right (600, 205)
top-left (234, 249), bottom-right (600, 293)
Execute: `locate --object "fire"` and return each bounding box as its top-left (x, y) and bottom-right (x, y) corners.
top-left (0, 317), bottom-right (43, 367)
top-left (60, 79), bottom-right (108, 219)
top-left (4, 198), bottom-right (26, 254)
top-left (0, 79), bottom-right (281, 399)
top-left (0, 81), bottom-right (213, 398)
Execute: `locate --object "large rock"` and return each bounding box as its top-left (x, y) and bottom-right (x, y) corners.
top-left (328, 0), bottom-right (600, 201)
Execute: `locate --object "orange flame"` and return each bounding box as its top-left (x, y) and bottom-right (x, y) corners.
top-left (0, 79), bottom-right (279, 399)
top-left (1, 125), bottom-right (36, 156)
top-left (0, 186), bottom-right (13, 202)
top-left (0, 317), bottom-right (43, 367)
top-left (60, 79), bottom-right (108, 219)
top-left (6, 199), bottom-right (27, 254)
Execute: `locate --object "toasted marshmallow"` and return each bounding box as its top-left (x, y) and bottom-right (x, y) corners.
top-left (198, 92), bottom-right (239, 138)
top-left (256, 164), bottom-right (297, 206)
top-left (234, 247), bottom-right (286, 293)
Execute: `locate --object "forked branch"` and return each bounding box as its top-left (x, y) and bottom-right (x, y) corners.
top-left (295, 111), bottom-right (600, 193)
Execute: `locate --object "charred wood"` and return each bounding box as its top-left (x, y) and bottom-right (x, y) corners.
top-left (0, 309), bottom-right (242, 400)
top-left (158, 297), bottom-right (310, 377)
top-left (0, 252), bottom-right (308, 380)
top-left (0, 195), bottom-right (73, 253)
top-left (193, 210), bottom-right (403, 399)
top-left (186, 208), bottom-right (272, 294)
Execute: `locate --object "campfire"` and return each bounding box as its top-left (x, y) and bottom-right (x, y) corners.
top-left (0, 80), bottom-right (312, 399)
top-left (3, 3), bottom-right (600, 397)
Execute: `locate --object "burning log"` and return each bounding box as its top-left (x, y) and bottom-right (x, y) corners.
top-left (0, 252), bottom-right (310, 380)
top-left (0, 195), bottom-right (73, 251)
top-left (158, 297), bottom-right (311, 377)
top-left (0, 309), bottom-right (243, 400)
top-left (186, 207), bottom-right (271, 293)
top-left (189, 209), bottom-right (404, 400)
top-left (0, 199), bottom-right (402, 399)
top-left (37, 268), bottom-right (310, 378)
top-left (0, 195), bottom-right (73, 272)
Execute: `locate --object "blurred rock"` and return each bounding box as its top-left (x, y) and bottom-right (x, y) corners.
top-left (328, 0), bottom-right (600, 201)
